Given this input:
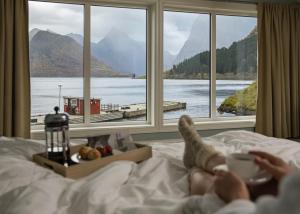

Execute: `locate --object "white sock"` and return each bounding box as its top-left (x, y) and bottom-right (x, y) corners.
top-left (178, 115), bottom-right (219, 169)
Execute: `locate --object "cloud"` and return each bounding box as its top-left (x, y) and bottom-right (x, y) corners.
top-left (29, 1), bottom-right (257, 56)
top-left (29, 1), bottom-right (195, 54)
top-left (216, 15), bottom-right (257, 48)
top-left (91, 6), bottom-right (146, 43)
top-left (29, 1), bottom-right (84, 35)
top-left (164, 11), bottom-right (200, 55)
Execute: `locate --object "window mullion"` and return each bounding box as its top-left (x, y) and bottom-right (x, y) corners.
top-left (210, 13), bottom-right (217, 119)
top-left (147, 8), bottom-right (152, 125)
top-left (83, 4), bottom-right (91, 125)
top-left (151, 1), bottom-right (163, 129)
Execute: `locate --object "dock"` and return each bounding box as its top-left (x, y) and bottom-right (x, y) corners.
top-left (31, 101), bottom-right (186, 125)
top-left (122, 101), bottom-right (186, 118)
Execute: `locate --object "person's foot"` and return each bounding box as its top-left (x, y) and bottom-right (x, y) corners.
top-left (179, 115), bottom-right (201, 169)
top-left (178, 115), bottom-right (220, 170)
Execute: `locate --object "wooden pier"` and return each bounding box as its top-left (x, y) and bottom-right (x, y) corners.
top-left (31, 101), bottom-right (186, 125)
top-left (122, 101), bottom-right (186, 118)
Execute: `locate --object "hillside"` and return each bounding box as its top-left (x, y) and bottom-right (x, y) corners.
top-left (66, 33), bottom-right (84, 46)
top-left (67, 29), bottom-right (175, 73)
top-left (91, 28), bottom-right (146, 76)
top-left (218, 82), bottom-right (257, 115)
top-left (165, 27), bottom-right (257, 80)
top-left (30, 30), bottom-right (127, 77)
top-left (174, 16), bottom-right (257, 67)
top-left (173, 16), bottom-right (209, 65)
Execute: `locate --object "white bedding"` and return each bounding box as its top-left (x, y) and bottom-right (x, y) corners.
top-left (1, 131), bottom-right (300, 214)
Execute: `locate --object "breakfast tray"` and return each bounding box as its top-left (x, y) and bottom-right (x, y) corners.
top-left (33, 143), bottom-right (152, 179)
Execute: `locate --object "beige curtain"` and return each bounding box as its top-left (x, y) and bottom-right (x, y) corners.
top-left (0, 0), bottom-right (31, 138)
top-left (256, 3), bottom-right (300, 138)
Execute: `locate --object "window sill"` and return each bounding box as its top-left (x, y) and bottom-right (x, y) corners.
top-left (31, 117), bottom-right (255, 139)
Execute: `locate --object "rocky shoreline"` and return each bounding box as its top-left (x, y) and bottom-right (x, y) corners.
top-left (218, 82), bottom-right (257, 116)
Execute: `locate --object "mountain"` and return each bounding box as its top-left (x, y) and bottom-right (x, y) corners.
top-left (29, 28), bottom-right (40, 41)
top-left (91, 28), bottom-right (146, 76)
top-left (165, 27), bottom-right (257, 80)
top-left (66, 29), bottom-right (175, 73)
top-left (173, 17), bottom-right (210, 65)
top-left (173, 16), bottom-right (257, 67)
top-left (29, 30), bottom-right (126, 77)
top-left (164, 51), bottom-right (176, 71)
top-left (66, 33), bottom-right (84, 46)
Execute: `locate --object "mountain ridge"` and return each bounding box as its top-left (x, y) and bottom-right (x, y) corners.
top-left (29, 30), bottom-right (127, 77)
top-left (66, 28), bottom-right (175, 72)
top-left (165, 27), bottom-right (257, 80)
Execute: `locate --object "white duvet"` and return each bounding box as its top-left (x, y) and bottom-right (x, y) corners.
top-left (1, 131), bottom-right (300, 214)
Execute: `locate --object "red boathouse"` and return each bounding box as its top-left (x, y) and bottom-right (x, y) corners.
top-left (63, 97), bottom-right (101, 115)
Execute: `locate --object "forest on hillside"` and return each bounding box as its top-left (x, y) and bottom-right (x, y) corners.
top-left (165, 29), bottom-right (257, 80)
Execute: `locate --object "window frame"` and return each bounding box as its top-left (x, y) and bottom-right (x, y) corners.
top-left (29, 0), bottom-right (257, 139)
top-left (161, 8), bottom-right (258, 125)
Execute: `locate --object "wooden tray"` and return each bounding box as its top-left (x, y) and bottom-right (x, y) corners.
top-left (33, 144), bottom-right (152, 179)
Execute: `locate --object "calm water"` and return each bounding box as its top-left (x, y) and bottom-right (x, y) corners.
top-left (31, 78), bottom-right (254, 120)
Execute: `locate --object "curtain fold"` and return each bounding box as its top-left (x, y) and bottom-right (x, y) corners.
top-left (256, 3), bottom-right (300, 138)
top-left (0, 0), bottom-right (31, 138)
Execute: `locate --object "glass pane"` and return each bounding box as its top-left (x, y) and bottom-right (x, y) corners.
top-left (90, 6), bottom-right (147, 124)
top-left (216, 15), bottom-right (257, 117)
top-left (29, 1), bottom-right (84, 126)
top-left (164, 11), bottom-right (210, 120)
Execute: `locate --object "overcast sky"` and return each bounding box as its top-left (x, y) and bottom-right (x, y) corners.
top-left (29, 1), bottom-right (256, 55)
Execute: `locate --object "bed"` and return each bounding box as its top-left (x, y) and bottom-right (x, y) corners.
top-left (1, 130), bottom-right (300, 214)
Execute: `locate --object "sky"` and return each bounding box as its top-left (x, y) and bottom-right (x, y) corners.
top-left (29, 1), bottom-right (257, 55)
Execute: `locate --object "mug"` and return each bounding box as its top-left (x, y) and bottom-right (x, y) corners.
top-left (226, 153), bottom-right (259, 180)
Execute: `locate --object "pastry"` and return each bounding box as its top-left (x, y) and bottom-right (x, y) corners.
top-left (79, 146), bottom-right (92, 160)
top-left (87, 149), bottom-right (101, 160)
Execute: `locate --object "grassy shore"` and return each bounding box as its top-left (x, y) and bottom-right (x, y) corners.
top-left (218, 82), bottom-right (257, 115)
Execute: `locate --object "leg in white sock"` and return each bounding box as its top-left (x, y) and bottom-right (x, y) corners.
top-left (179, 115), bottom-right (221, 170)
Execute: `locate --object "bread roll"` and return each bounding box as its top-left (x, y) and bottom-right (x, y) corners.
top-left (87, 149), bottom-right (101, 160)
top-left (79, 146), bottom-right (92, 160)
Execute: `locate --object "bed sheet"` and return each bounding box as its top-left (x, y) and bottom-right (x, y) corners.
top-left (0, 131), bottom-right (300, 214)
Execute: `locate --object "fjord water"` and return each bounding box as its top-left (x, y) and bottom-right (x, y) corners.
top-left (31, 77), bottom-right (253, 120)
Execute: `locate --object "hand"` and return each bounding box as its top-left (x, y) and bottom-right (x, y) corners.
top-left (250, 151), bottom-right (293, 181)
top-left (214, 171), bottom-right (250, 203)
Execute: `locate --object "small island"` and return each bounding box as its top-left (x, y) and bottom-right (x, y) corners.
top-left (218, 82), bottom-right (257, 115)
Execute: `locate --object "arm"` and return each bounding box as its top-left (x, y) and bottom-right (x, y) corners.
top-left (249, 151), bottom-right (293, 181)
top-left (215, 172), bottom-right (300, 214)
top-left (255, 172), bottom-right (300, 214)
top-left (214, 151), bottom-right (297, 214)
top-left (214, 171), bottom-right (256, 214)
top-left (215, 200), bottom-right (256, 214)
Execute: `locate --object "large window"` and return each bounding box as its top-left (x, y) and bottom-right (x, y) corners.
top-left (29, 0), bottom-right (257, 134)
top-left (90, 6), bottom-right (147, 123)
top-left (163, 11), bottom-right (210, 120)
top-left (29, 1), bottom-right (84, 126)
top-left (216, 15), bottom-right (257, 117)
top-left (163, 12), bottom-right (257, 122)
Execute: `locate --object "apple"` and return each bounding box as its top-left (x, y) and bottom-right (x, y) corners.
top-left (96, 145), bottom-right (113, 157)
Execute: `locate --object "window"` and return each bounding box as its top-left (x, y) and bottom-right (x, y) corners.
top-left (29, 0), bottom-right (257, 135)
top-left (163, 12), bottom-right (257, 123)
top-left (29, 1), bottom-right (84, 126)
top-left (163, 11), bottom-right (210, 120)
top-left (216, 15), bottom-right (257, 117)
top-left (90, 6), bottom-right (147, 124)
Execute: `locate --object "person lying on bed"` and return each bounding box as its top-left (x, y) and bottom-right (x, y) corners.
top-left (178, 115), bottom-right (300, 214)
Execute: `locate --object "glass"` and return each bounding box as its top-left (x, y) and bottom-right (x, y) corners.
top-left (163, 11), bottom-right (210, 121)
top-left (29, 1), bottom-right (84, 126)
top-left (216, 15), bottom-right (257, 117)
top-left (90, 6), bottom-right (147, 124)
